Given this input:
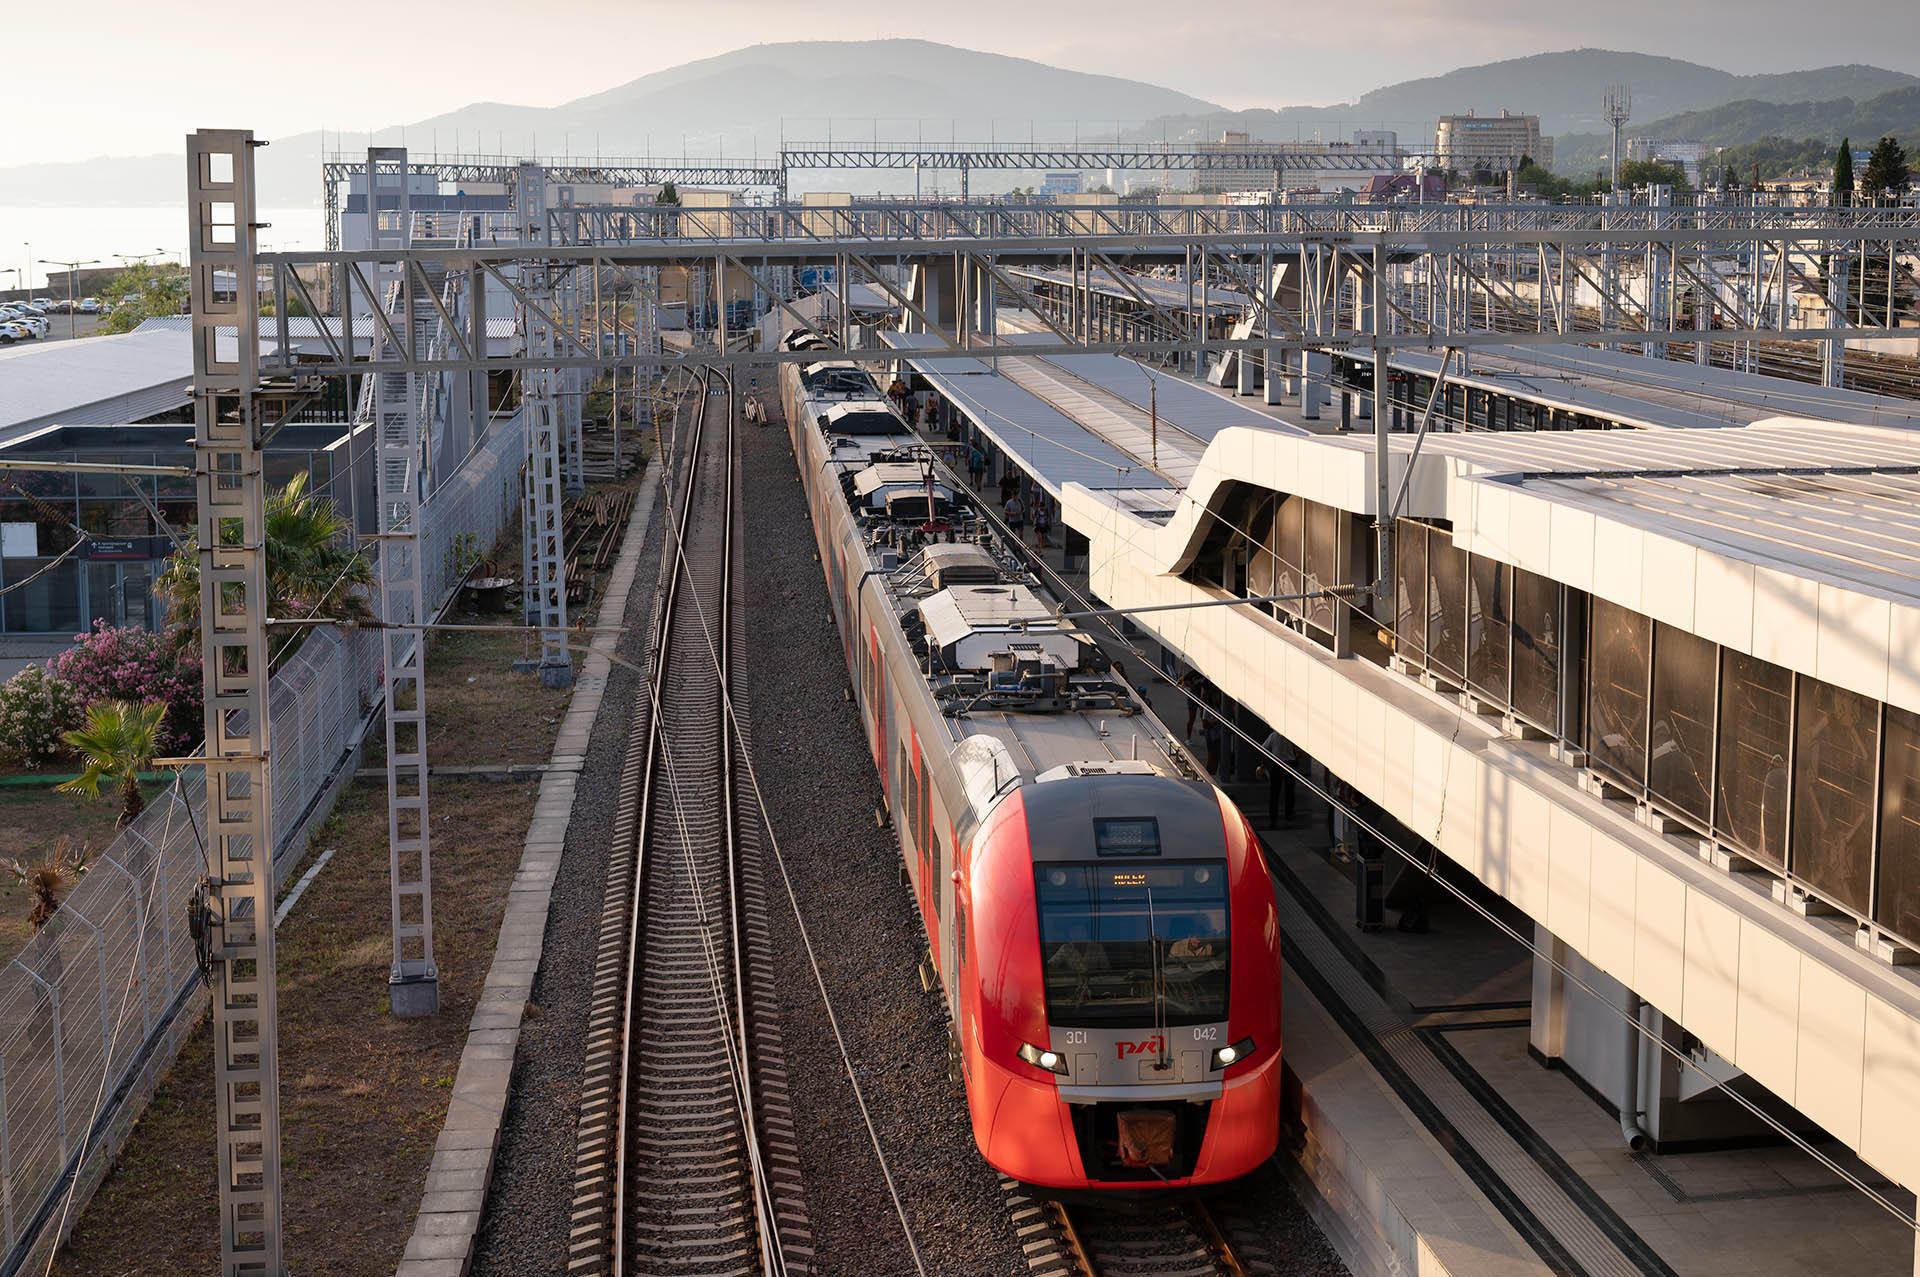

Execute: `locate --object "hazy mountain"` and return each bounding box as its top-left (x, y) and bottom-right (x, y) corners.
top-left (1553, 86), bottom-right (1920, 176)
top-left (3, 41), bottom-right (1915, 205)
top-left (2, 40), bottom-right (1220, 206)
top-left (1118, 50), bottom-right (1919, 149)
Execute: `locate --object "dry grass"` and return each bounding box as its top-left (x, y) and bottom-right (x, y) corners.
top-left (424, 627), bottom-right (569, 768)
top-left (48, 471), bottom-right (643, 1273)
top-left (53, 775), bottom-right (538, 1275)
top-left (0, 786), bottom-right (125, 954)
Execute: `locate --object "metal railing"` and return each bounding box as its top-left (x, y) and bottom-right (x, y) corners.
top-left (0, 405), bottom-right (527, 1273)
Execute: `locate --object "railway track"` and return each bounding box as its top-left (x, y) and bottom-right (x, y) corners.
top-left (568, 372), bottom-right (811, 1276)
top-left (1007, 1180), bottom-right (1259, 1277)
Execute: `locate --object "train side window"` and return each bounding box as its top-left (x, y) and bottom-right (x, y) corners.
top-left (897, 744), bottom-right (912, 837)
top-left (955, 899), bottom-right (967, 970)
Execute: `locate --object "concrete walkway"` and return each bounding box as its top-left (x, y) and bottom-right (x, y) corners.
top-left (395, 464), bottom-right (661, 1276)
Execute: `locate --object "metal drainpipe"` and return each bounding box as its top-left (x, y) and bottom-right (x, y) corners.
top-left (1620, 987), bottom-right (1649, 1151)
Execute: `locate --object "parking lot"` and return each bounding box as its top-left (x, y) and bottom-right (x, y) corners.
top-left (0, 307), bottom-right (107, 344)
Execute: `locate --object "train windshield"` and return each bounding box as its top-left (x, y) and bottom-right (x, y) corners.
top-left (1034, 862), bottom-right (1230, 1028)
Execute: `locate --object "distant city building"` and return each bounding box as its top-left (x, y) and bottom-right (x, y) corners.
top-left (1434, 109), bottom-right (1552, 171)
top-left (1353, 130), bottom-right (1398, 152)
top-left (1626, 138), bottom-right (1708, 186)
top-left (1037, 171), bottom-right (1084, 198)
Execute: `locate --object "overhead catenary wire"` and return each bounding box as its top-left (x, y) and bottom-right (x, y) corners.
top-left (659, 375), bottom-right (931, 1277)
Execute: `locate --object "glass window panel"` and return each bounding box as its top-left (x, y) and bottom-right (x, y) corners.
top-left (1246, 497), bottom-right (1279, 600)
top-left (1649, 622), bottom-right (1715, 825)
top-left (1426, 531), bottom-right (1467, 680)
top-left (1305, 502), bottom-right (1340, 634)
top-left (1715, 651), bottom-right (1792, 866)
top-left (1394, 519), bottom-right (1426, 663)
top-left (1792, 678), bottom-right (1877, 915)
top-left (1275, 496), bottom-right (1305, 619)
top-left (1467, 553), bottom-right (1510, 704)
top-left (1510, 567), bottom-right (1561, 733)
top-left (1585, 597), bottom-right (1650, 786)
top-left (1876, 707), bottom-right (1920, 945)
top-left (1, 559), bottom-right (81, 634)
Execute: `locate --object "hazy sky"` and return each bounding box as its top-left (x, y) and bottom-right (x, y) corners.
top-left (9, 0), bottom-right (1920, 167)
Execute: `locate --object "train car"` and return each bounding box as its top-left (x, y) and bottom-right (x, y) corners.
top-left (777, 349), bottom-right (1283, 1191)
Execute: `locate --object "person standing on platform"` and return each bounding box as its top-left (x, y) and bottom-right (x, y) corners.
top-left (1004, 492), bottom-right (1026, 539)
top-left (968, 444), bottom-right (987, 490)
top-left (1033, 498), bottom-right (1053, 549)
top-left (1255, 730), bottom-right (1298, 827)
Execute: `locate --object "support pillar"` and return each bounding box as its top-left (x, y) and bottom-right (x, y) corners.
top-left (1825, 249), bottom-right (1849, 389)
top-left (1371, 241), bottom-right (1391, 600)
top-left (516, 163), bottom-right (571, 688)
top-left (188, 128), bottom-right (285, 1277)
top-left (367, 146), bottom-right (439, 1018)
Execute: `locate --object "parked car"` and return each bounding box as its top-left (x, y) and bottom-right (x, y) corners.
top-left (77, 297), bottom-right (100, 313)
top-left (0, 321), bottom-right (30, 342)
top-left (0, 307), bottom-right (43, 335)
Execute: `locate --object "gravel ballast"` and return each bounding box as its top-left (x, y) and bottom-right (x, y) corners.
top-left (738, 416), bottom-right (1030, 1275)
top-left (471, 482), bottom-right (668, 1275)
top-left (474, 394), bottom-right (1351, 1275)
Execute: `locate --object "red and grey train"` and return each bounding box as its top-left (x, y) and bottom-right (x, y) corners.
top-left (779, 347), bottom-right (1283, 1191)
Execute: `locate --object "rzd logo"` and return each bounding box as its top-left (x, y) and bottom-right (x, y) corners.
top-left (1116, 1036), bottom-right (1165, 1060)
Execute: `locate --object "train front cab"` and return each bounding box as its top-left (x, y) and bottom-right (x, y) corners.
top-left (955, 776), bottom-right (1283, 1191)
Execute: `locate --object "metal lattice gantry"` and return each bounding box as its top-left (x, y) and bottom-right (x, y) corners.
top-left (260, 217), bottom-right (1920, 384)
top-left (366, 146), bottom-right (442, 1018)
top-left (321, 143), bottom-right (1548, 230)
top-left (515, 164), bottom-right (572, 689)
top-left (187, 128), bottom-right (286, 1277)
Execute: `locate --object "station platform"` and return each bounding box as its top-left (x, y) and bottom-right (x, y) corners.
top-left (931, 439), bottom-right (1919, 1276)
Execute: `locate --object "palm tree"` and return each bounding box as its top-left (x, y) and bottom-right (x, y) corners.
top-left (57, 700), bottom-right (166, 827)
top-left (159, 472), bottom-right (375, 662)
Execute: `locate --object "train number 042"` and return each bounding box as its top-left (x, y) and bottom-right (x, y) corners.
top-left (1191, 1027), bottom-right (1218, 1041)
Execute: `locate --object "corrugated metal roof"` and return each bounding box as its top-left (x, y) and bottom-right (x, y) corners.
top-left (1009, 267), bottom-right (1245, 315)
top-left (1515, 464), bottom-right (1920, 605)
top-left (0, 329), bottom-right (192, 444)
top-left (1358, 345), bottom-right (1920, 433)
top-left (1022, 343), bottom-right (1309, 446)
top-left (1369, 415), bottom-right (1920, 477)
top-left (882, 331), bottom-right (1168, 496)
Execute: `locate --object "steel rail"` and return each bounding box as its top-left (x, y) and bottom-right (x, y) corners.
top-left (580, 367), bottom-right (800, 1276)
top-left (1043, 1199), bottom-right (1246, 1277)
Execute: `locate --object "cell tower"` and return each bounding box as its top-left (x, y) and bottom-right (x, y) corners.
top-left (1605, 86), bottom-right (1632, 195)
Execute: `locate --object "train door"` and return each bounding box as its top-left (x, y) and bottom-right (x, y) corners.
top-left (951, 840), bottom-right (972, 1062)
top-left (873, 635), bottom-right (888, 797)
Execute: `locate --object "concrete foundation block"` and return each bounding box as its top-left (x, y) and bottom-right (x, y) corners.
top-left (391, 974), bottom-right (442, 1018)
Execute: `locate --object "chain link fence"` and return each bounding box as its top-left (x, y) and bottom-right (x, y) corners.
top-left (0, 408), bottom-right (526, 1272)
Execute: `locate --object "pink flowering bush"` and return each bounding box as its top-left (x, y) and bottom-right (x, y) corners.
top-left (50, 622), bottom-right (203, 754)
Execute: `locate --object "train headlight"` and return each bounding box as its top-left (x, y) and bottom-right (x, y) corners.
top-left (1210, 1037), bottom-right (1256, 1070)
top-left (1018, 1042), bottom-right (1069, 1075)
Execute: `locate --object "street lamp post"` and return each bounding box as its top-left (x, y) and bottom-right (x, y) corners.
top-left (42, 258), bottom-right (100, 339)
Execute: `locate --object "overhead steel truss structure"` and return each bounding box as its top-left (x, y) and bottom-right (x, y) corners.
top-left (204, 130), bottom-right (1920, 1270)
top-left (323, 143), bottom-right (1566, 241)
top-left (549, 199), bottom-right (1920, 245)
top-left (259, 222), bottom-right (1920, 378)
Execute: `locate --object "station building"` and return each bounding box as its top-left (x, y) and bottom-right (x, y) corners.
top-left (886, 325), bottom-right (1920, 1272)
